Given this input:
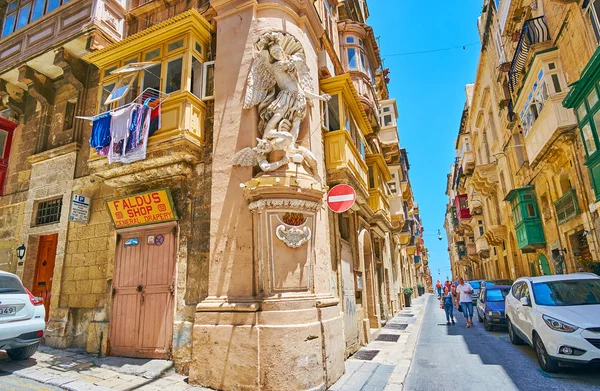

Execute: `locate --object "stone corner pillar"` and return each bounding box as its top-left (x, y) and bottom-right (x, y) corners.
top-left (189, 1), bottom-right (344, 390)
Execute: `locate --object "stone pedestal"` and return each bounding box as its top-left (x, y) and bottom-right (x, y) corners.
top-left (191, 168), bottom-right (344, 390)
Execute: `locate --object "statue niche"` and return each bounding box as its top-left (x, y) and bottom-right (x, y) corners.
top-left (232, 31), bottom-right (330, 178)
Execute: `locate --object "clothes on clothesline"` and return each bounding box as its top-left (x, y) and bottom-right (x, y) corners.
top-left (88, 101), bottom-right (160, 164)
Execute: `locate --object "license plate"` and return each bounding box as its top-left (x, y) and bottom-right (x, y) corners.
top-left (492, 318), bottom-right (499, 322)
top-left (0, 306), bottom-right (17, 316)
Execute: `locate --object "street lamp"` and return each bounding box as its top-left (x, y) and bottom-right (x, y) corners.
top-left (437, 229), bottom-right (442, 241)
top-left (16, 244), bottom-right (26, 260)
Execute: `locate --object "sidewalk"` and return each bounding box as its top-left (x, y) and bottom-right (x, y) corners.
top-left (329, 294), bottom-right (430, 391)
top-left (0, 345), bottom-right (211, 391)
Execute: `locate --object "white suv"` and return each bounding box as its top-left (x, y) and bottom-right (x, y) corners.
top-left (505, 273), bottom-right (600, 373)
top-left (0, 270), bottom-right (46, 360)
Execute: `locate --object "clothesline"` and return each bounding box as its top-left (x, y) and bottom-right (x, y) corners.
top-left (76, 88), bottom-right (170, 121)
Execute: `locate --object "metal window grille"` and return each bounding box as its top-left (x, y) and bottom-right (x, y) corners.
top-left (35, 198), bottom-right (62, 226)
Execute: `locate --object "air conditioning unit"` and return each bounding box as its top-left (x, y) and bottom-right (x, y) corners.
top-left (318, 50), bottom-right (334, 78)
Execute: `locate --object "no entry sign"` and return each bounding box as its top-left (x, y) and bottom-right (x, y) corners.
top-left (327, 184), bottom-right (356, 213)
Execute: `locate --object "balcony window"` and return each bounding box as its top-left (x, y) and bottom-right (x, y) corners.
top-left (520, 67), bottom-right (560, 136)
top-left (505, 187), bottom-right (546, 250)
top-left (344, 34), bottom-right (372, 80)
top-left (2, 0), bottom-right (69, 38)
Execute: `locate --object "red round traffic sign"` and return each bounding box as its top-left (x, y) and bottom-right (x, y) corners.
top-left (327, 184), bottom-right (356, 213)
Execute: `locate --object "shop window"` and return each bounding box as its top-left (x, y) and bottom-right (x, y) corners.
top-left (35, 198), bottom-right (63, 226)
top-left (202, 61), bottom-right (215, 100)
top-left (165, 57), bottom-right (183, 94)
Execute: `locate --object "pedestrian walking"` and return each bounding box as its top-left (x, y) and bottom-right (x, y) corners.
top-left (440, 286), bottom-right (455, 325)
top-left (436, 280), bottom-right (442, 298)
top-left (444, 279), bottom-right (451, 292)
top-left (455, 277), bottom-right (475, 328)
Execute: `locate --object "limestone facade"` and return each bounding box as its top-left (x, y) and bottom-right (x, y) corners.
top-left (445, 0), bottom-right (600, 282)
top-left (0, 0), bottom-right (430, 390)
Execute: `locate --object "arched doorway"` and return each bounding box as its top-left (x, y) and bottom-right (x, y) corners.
top-left (358, 230), bottom-right (380, 332)
top-left (538, 254), bottom-right (552, 276)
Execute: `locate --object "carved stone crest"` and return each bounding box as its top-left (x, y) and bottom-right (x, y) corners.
top-left (276, 225), bottom-right (311, 248)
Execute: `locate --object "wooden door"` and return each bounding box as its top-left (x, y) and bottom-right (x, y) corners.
top-left (341, 242), bottom-right (359, 349)
top-left (110, 226), bottom-right (175, 359)
top-left (33, 234), bottom-right (58, 321)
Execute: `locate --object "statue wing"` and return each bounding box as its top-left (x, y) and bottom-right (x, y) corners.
top-left (291, 54), bottom-right (314, 94)
top-left (231, 147), bottom-right (259, 167)
top-left (243, 50), bottom-right (276, 109)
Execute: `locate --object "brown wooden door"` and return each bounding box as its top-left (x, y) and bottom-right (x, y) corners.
top-left (110, 226), bottom-right (175, 359)
top-left (33, 234), bottom-right (58, 321)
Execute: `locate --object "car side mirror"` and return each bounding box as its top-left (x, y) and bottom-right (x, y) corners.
top-left (520, 297), bottom-right (530, 307)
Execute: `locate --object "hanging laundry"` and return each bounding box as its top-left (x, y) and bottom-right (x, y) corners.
top-left (89, 112), bottom-right (111, 150)
top-left (118, 104), bottom-right (151, 164)
top-left (149, 100), bottom-right (161, 136)
top-left (108, 105), bottom-right (134, 164)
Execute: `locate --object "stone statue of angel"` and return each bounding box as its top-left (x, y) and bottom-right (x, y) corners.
top-left (232, 31), bottom-right (329, 176)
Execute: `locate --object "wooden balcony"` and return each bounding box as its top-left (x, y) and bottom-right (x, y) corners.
top-left (0, 0), bottom-right (124, 75)
top-left (475, 237), bottom-right (490, 259)
top-left (390, 195), bottom-right (405, 228)
top-left (461, 150), bottom-right (475, 175)
top-left (523, 93), bottom-right (577, 166)
top-left (88, 91), bottom-right (207, 186)
top-left (324, 129), bottom-right (369, 197)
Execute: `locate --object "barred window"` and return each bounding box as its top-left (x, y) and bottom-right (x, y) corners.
top-left (35, 198), bottom-right (62, 226)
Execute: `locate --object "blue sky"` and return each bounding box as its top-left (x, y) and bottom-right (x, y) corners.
top-left (368, 1), bottom-right (482, 282)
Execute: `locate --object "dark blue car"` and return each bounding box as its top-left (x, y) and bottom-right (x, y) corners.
top-left (476, 285), bottom-right (511, 331)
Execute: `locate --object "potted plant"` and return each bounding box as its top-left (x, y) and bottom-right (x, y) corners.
top-left (403, 287), bottom-right (414, 307)
top-left (500, 62), bottom-right (511, 72)
top-left (499, 99), bottom-right (510, 111)
top-left (417, 282), bottom-right (425, 296)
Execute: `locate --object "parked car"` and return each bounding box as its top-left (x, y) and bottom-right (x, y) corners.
top-left (505, 273), bottom-right (600, 373)
top-left (466, 280), bottom-right (482, 304)
top-left (482, 279), bottom-right (514, 287)
top-left (476, 285), bottom-right (511, 331)
top-left (0, 271), bottom-right (45, 360)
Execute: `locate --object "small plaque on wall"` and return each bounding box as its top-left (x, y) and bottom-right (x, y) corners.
top-left (355, 271), bottom-right (363, 291)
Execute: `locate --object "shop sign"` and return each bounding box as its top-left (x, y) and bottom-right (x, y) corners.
top-left (69, 193), bottom-right (91, 224)
top-left (107, 188), bottom-right (178, 229)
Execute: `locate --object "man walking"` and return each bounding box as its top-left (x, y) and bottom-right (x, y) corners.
top-left (455, 277), bottom-right (474, 328)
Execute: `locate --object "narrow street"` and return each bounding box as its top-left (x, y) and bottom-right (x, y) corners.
top-left (404, 295), bottom-right (600, 391)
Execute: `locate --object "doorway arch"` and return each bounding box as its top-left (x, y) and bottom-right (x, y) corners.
top-left (358, 229), bottom-right (380, 330)
top-left (538, 254), bottom-right (552, 276)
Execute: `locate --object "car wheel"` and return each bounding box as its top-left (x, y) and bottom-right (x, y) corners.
top-left (484, 317), bottom-right (493, 331)
top-left (6, 342), bottom-right (39, 360)
top-left (507, 318), bottom-right (524, 345)
top-left (534, 334), bottom-right (559, 373)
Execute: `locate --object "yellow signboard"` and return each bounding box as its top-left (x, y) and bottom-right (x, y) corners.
top-left (106, 188), bottom-right (178, 229)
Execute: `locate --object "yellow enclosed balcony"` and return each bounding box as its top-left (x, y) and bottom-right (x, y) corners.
top-left (83, 10), bottom-right (213, 186)
top-left (366, 153), bottom-right (392, 217)
top-left (321, 74), bottom-right (373, 198)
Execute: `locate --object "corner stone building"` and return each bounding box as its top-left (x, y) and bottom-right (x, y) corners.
top-left (0, 0), bottom-right (429, 390)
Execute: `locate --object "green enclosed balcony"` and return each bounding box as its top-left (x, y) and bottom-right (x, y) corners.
top-left (505, 187), bottom-right (546, 252)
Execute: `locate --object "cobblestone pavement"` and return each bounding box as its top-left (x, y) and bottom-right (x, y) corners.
top-left (0, 345), bottom-right (212, 391)
top-left (329, 294), bottom-right (429, 391)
